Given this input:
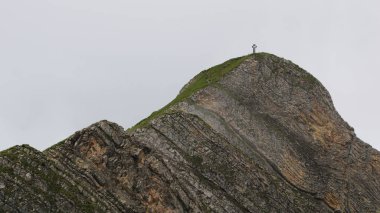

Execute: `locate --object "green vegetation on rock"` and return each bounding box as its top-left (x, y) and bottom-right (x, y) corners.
top-left (0, 144), bottom-right (102, 212)
top-left (129, 54), bottom-right (251, 131)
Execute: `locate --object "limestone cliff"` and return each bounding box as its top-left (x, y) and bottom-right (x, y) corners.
top-left (1, 53), bottom-right (380, 212)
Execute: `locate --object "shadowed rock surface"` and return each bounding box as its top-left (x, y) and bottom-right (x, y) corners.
top-left (1, 53), bottom-right (380, 212)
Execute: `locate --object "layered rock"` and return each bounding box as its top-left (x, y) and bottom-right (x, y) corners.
top-left (1, 53), bottom-right (380, 212)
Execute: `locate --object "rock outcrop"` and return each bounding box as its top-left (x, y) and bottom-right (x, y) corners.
top-left (1, 53), bottom-right (380, 212)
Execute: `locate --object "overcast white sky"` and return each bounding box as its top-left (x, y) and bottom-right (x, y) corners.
top-left (0, 0), bottom-right (379, 151)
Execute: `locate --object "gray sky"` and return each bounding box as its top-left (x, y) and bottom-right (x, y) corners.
top-left (0, 0), bottom-right (379, 151)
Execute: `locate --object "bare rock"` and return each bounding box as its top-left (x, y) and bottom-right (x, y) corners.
top-left (25, 173), bottom-right (32, 181)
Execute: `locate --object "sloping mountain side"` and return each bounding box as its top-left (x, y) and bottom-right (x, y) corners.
top-left (1, 53), bottom-right (380, 213)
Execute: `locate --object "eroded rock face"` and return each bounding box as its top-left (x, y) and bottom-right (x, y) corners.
top-left (1, 53), bottom-right (380, 212)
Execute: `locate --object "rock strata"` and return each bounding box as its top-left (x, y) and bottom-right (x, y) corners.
top-left (1, 53), bottom-right (380, 212)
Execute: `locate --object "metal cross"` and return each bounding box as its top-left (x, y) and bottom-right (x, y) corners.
top-left (252, 44), bottom-right (257, 54)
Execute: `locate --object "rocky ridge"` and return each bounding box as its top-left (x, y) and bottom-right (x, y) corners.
top-left (1, 53), bottom-right (380, 212)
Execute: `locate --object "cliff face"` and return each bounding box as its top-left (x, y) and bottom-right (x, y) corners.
top-left (1, 53), bottom-right (380, 213)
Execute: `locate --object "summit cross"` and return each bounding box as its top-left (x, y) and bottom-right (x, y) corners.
top-left (252, 44), bottom-right (257, 54)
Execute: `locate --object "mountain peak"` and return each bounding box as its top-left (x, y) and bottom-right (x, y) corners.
top-left (1, 53), bottom-right (380, 212)
top-left (132, 52), bottom-right (338, 133)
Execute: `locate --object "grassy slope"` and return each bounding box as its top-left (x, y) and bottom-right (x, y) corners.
top-left (129, 54), bottom-right (252, 131)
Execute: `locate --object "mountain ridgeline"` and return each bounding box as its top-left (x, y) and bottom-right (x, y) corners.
top-left (1, 53), bottom-right (380, 212)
